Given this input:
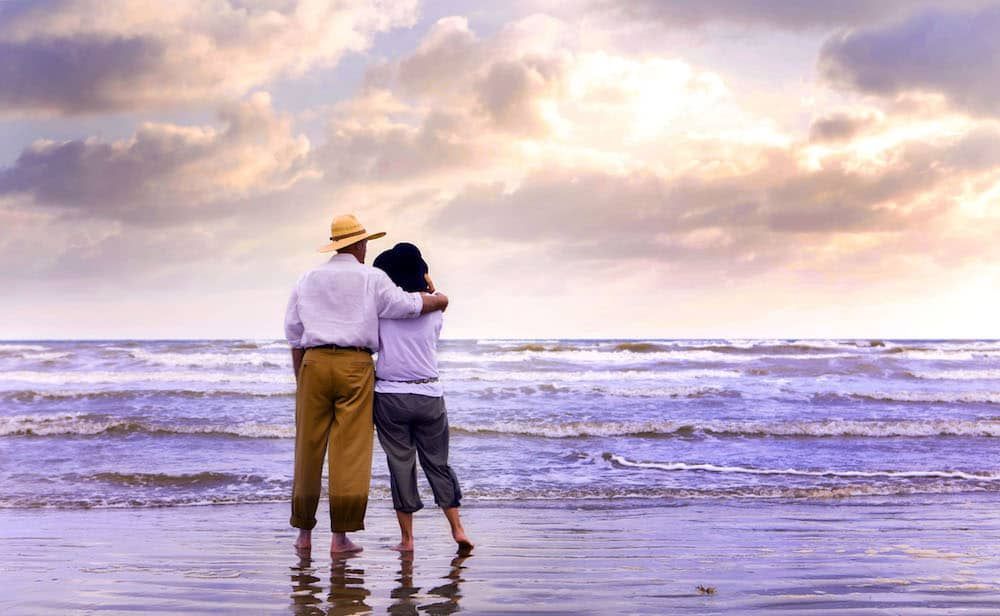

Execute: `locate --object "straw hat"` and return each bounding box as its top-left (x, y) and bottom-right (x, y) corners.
top-left (318, 214), bottom-right (386, 253)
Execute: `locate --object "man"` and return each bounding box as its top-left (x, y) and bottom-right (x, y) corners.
top-left (284, 214), bottom-right (448, 554)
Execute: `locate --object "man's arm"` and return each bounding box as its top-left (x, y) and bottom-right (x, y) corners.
top-left (291, 347), bottom-right (305, 383)
top-left (420, 292), bottom-right (448, 314)
top-left (375, 269), bottom-right (433, 319)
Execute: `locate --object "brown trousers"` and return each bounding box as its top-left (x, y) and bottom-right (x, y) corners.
top-left (290, 348), bottom-right (374, 532)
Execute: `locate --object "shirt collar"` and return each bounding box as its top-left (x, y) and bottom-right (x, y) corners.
top-left (327, 253), bottom-right (359, 265)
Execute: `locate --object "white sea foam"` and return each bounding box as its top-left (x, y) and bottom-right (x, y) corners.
top-left (13, 351), bottom-right (72, 362)
top-left (0, 413), bottom-right (293, 438)
top-left (1, 481), bottom-right (992, 508)
top-left (0, 344), bottom-right (48, 352)
top-left (3, 388), bottom-right (293, 401)
top-left (444, 368), bottom-right (742, 383)
top-left (12, 414), bottom-right (997, 440)
top-left (606, 454), bottom-right (1000, 481)
top-left (0, 370), bottom-right (295, 386)
top-left (908, 369), bottom-right (1000, 381)
top-left (259, 341), bottom-right (291, 350)
top-left (893, 349), bottom-right (1000, 361)
top-left (443, 349), bottom-right (864, 365)
top-left (128, 348), bottom-right (287, 368)
top-left (851, 391), bottom-right (1000, 404)
top-left (592, 385), bottom-right (739, 398)
top-left (451, 418), bottom-right (1000, 438)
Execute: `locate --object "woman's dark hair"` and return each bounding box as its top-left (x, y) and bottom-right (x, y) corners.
top-left (373, 242), bottom-right (430, 292)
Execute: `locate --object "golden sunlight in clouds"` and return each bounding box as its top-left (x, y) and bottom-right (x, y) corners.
top-left (0, 1), bottom-right (998, 338)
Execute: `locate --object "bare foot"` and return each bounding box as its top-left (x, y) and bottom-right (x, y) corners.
top-left (453, 529), bottom-right (474, 554)
top-left (391, 541), bottom-right (414, 552)
top-left (294, 529), bottom-right (312, 550)
top-left (442, 507), bottom-right (473, 553)
top-left (331, 532), bottom-right (363, 554)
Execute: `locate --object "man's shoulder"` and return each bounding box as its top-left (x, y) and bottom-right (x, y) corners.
top-left (366, 266), bottom-right (395, 286)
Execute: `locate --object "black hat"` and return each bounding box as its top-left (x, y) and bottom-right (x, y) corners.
top-left (373, 242), bottom-right (430, 293)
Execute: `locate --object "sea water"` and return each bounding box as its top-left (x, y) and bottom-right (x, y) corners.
top-left (1, 339), bottom-right (998, 509)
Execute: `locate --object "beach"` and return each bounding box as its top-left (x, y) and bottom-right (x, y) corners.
top-left (4, 497), bottom-right (1000, 614)
top-left (2, 338), bottom-right (1000, 613)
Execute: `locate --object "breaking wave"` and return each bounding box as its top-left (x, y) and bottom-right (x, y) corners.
top-left (3, 480), bottom-right (995, 509)
top-left (0, 370), bottom-right (294, 386)
top-left (127, 348), bottom-right (287, 368)
top-left (1, 389), bottom-right (293, 403)
top-left (836, 391), bottom-right (1000, 404)
top-left (448, 368), bottom-right (742, 382)
top-left (906, 369), bottom-right (1000, 381)
top-left (605, 453), bottom-right (1000, 481)
top-left (449, 418), bottom-right (1000, 438)
top-left (0, 343), bottom-right (49, 352)
top-left (0, 413), bottom-right (293, 438)
top-left (88, 471), bottom-right (278, 488)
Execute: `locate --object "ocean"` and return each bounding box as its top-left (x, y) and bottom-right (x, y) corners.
top-left (2, 339), bottom-right (999, 511)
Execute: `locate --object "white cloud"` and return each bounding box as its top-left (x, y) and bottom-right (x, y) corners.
top-left (0, 93), bottom-right (313, 223)
top-left (0, 0), bottom-right (418, 114)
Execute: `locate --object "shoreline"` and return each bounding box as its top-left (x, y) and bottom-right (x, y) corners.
top-left (4, 496), bottom-right (1000, 614)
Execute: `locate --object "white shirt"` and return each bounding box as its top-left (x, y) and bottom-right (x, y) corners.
top-left (375, 310), bottom-right (444, 397)
top-left (284, 253), bottom-right (423, 351)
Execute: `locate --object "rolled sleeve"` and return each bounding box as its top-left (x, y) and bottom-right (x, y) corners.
top-left (374, 270), bottom-right (423, 319)
top-left (283, 286), bottom-right (305, 347)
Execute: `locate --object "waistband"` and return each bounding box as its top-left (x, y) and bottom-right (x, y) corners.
top-left (306, 344), bottom-right (374, 355)
top-left (376, 376), bottom-right (439, 384)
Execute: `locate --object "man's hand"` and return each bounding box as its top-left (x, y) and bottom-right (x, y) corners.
top-left (420, 292), bottom-right (448, 314)
top-left (291, 347), bottom-right (305, 383)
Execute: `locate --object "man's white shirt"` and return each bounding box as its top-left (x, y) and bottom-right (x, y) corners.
top-left (284, 253), bottom-right (423, 351)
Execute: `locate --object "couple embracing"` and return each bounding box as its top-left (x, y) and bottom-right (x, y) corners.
top-left (283, 214), bottom-right (473, 555)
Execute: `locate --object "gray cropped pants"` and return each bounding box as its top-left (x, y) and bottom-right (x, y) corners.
top-left (373, 392), bottom-right (462, 513)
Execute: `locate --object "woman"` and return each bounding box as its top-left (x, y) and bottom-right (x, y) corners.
top-left (372, 243), bottom-right (473, 553)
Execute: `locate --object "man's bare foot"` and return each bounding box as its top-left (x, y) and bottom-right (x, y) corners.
top-left (331, 532), bottom-right (363, 554)
top-left (294, 529), bottom-right (312, 550)
top-left (391, 541), bottom-right (414, 552)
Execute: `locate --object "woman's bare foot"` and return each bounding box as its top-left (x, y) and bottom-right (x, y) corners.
top-left (294, 529), bottom-right (312, 550)
top-left (393, 511), bottom-right (414, 553)
top-left (443, 507), bottom-right (474, 553)
top-left (330, 532), bottom-right (363, 554)
top-left (453, 529), bottom-right (474, 554)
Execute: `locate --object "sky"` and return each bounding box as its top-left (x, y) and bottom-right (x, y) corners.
top-left (1, 0), bottom-right (999, 340)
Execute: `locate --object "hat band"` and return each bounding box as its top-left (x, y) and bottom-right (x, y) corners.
top-left (330, 228), bottom-right (366, 241)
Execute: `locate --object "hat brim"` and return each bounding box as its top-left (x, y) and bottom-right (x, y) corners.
top-left (317, 231), bottom-right (386, 253)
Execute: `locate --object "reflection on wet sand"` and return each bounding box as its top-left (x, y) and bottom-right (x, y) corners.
top-left (389, 551), bottom-right (471, 615)
top-left (328, 553), bottom-right (372, 615)
top-left (389, 553), bottom-right (418, 616)
top-left (422, 554), bottom-right (471, 615)
top-left (290, 550), bottom-right (471, 614)
top-left (290, 551), bottom-right (323, 614)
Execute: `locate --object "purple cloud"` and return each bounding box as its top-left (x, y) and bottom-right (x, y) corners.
top-left (592, 0), bottom-right (993, 30)
top-left (820, 5), bottom-right (1000, 116)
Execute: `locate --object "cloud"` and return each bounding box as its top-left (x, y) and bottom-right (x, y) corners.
top-left (0, 93), bottom-right (313, 224)
top-left (313, 91), bottom-right (498, 184)
top-left (808, 111), bottom-right (880, 142)
top-left (380, 15), bottom-right (576, 139)
top-left (0, 0), bottom-right (417, 114)
top-left (433, 126), bottom-right (1000, 274)
top-left (819, 5), bottom-right (1000, 116)
top-left (332, 13), bottom-right (742, 186)
top-left (587, 0), bottom-right (993, 30)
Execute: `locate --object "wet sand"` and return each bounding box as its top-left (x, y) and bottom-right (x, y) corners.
top-left (3, 496), bottom-right (1000, 615)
